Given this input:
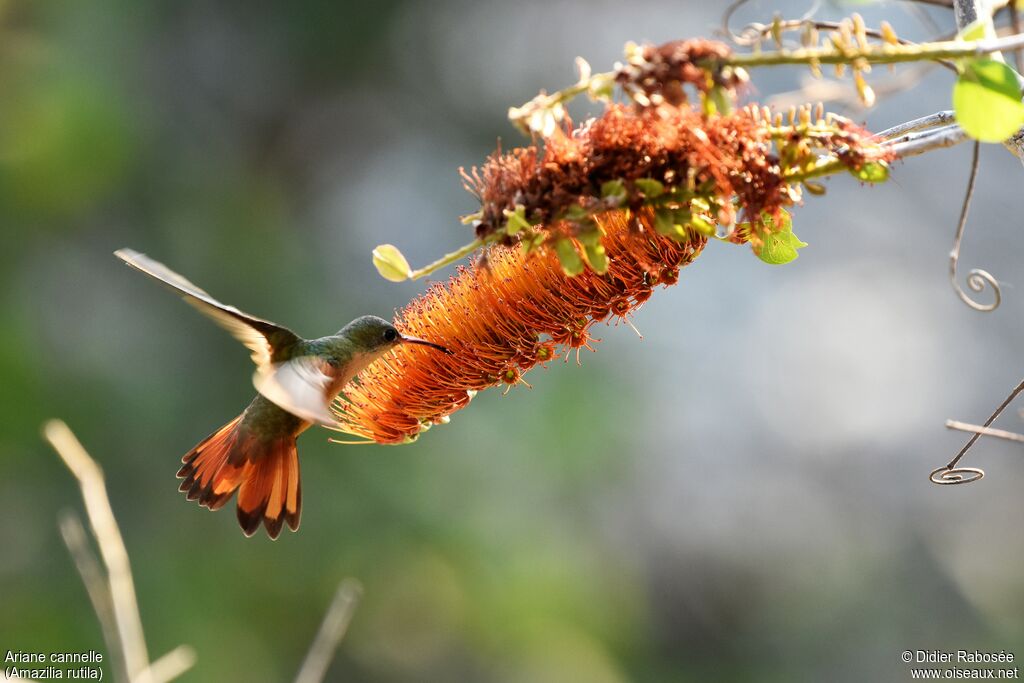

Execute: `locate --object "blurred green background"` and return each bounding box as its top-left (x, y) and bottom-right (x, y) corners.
top-left (3, 1), bottom-right (1024, 681)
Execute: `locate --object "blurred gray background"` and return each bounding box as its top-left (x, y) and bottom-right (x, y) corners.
top-left (2, 1), bottom-right (1022, 681)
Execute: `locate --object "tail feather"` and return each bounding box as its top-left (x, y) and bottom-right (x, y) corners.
top-left (177, 416), bottom-right (301, 539)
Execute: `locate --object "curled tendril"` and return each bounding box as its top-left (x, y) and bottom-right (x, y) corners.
top-left (722, 0), bottom-right (822, 47)
top-left (951, 266), bottom-right (1001, 312)
top-left (930, 466), bottom-right (985, 485)
top-left (931, 378), bottom-right (1024, 487)
top-left (949, 141), bottom-right (1001, 312)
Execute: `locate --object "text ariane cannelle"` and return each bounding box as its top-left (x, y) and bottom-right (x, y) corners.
top-left (5, 649), bottom-right (104, 680)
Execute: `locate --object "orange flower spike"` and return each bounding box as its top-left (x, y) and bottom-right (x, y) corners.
top-left (333, 210), bottom-right (705, 443)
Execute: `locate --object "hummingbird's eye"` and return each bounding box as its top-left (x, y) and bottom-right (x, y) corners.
top-left (383, 328), bottom-right (399, 342)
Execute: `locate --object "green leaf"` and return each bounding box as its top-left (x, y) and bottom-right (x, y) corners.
top-left (654, 207), bottom-right (701, 241)
top-left (690, 196), bottom-right (711, 213)
top-left (754, 213), bottom-right (807, 265)
top-left (953, 59), bottom-right (1024, 142)
top-left (563, 204), bottom-right (589, 221)
top-left (581, 242), bottom-right (609, 274)
top-left (653, 207), bottom-right (677, 236)
top-left (634, 178), bottom-right (664, 199)
top-left (850, 161), bottom-right (889, 183)
top-left (958, 18), bottom-right (987, 43)
top-left (576, 227), bottom-right (601, 248)
top-left (502, 204), bottom-right (531, 235)
top-left (372, 244), bottom-right (412, 282)
top-left (554, 238), bottom-right (585, 276)
top-left (601, 179), bottom-right (626, 203)
top-left (520, 231), bottom-right (545, 255)
top-left (706, 86), bottom-right (733, 116)
top-left (689, 214), bottom-right (716, 237)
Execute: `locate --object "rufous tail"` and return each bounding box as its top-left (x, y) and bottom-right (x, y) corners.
top-left (176, 415), bottom-right (301, 539)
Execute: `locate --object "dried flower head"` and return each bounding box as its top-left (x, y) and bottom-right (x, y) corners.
top-left (615, 39), bottom-right (748, 107)
top-left (464, 100), bottom-right (889, 262)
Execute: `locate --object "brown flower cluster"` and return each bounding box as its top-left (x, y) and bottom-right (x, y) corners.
top-left (333, 210), bottom-right (704, 443)
top-left (615, 39), bottom-right (745, 106)
top-left (464, 101), bottom-right (886, 246)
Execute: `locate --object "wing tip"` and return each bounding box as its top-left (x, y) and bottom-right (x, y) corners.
top-left (114, 247), bottom-right (142, 264)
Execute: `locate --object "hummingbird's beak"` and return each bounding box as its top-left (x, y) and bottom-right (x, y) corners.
top-left (400, 334), bottom-right (452, 355)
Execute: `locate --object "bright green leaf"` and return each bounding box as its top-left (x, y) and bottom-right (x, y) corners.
top-left (502, 204), bottom-right (531, 235)
top-left (707, 86), bottom-right (732, 116)
top-left (520, 231), bottom-right (545, 255)
top-left (601, 179), bottom-right (626, 203)
top-left (634, 178), bottom-right (664, 198)
top-left (754, 214), bottom-right (807, 265)
top-left (689, 214), bottom-right (716, 237)
top-left (690, 196), bottom-right (711, 213)
top-left (582, 242), bottom-right (609, 274)
top-left (372, 244), bottom-right (411, 282)
top-left (958, 18), bottom-right (988, 43)
top-left (953, 59), bottom-right (1024, 142)
top-left (554, 238), bottom-right (585, 276)
top-left (653, 207), bottom-right (676, 236)
top-left (575, 226), bottom-right (601, 248)
top-left (850, 161), bottom-right (889, 183)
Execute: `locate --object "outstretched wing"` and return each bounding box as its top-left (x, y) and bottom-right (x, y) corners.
top-left (252, 356), bottom-right (340, 427)
top-left (115, 248), bottom-right (300, 368)
top-left (116, 248), bottom-right (342, 426)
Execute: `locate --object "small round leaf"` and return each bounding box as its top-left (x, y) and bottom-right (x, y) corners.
top-left (953, 59), bottom-right (1024, 143)
top-left (372, 244), bottom-right (412, 282)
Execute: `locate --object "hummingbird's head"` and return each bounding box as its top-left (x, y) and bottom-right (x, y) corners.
top-left (340, 315), bottom-right (451, 355)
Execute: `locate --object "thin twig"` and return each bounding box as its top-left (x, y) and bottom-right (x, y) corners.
top-left (886, 124), bottom-right (970, 157)
top-left (43, 420), bottom-right (152, 683)
top-left (409, 238), bottom-right (486, 280)
top-left (946, 419), bottom-right (1024, 442)
top-left (945, 378), bottom-right (1024, 470)
top-left (884, 122), bottom-right (961, 146)
top-left (58, 512), bottom-right (129, 683)
top-left (294, 579), bottom-right (363, 683)
top-left (1010, 1), bottom-right (1024, 72)
top-left (877, 110), bottom-right (957, 140)
top-left (141, 647), bottom-right (197, 683)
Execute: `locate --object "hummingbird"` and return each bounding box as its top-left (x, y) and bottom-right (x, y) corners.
top-left (114, 249), bottom-right (449, 539)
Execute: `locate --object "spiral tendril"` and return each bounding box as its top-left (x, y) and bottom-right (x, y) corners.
top-left (949, 142), bottom-right (1001, 312)
top-left (951, 267), bottom-right (1001, 312)
top-left (929, 466), bottom-right (985, 485)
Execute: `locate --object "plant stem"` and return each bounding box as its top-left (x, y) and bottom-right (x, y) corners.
top-left (409, 236), bottom-right (497, 280)
top-left (717, 33), bottom-right (1024, 68)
